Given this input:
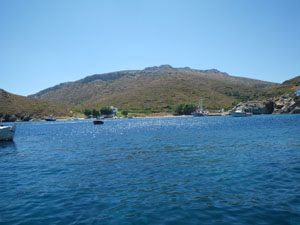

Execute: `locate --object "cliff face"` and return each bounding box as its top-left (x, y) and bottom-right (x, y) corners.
top-left (272, 95), bottom-right (300, 114)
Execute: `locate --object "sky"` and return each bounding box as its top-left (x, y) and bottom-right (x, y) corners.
top-left (1, 0), bottom-right (300, 96)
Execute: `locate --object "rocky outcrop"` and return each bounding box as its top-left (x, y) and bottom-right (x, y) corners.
top-left (233, 94), bottom-right (300, 115)
top-left (0, 112), bottom-right (41, 122)
top-left (272, 95), bottom-right (300, 114)
top-left (291, 106), bottom-right (300, 114)
top-left (234, 101), bottom-right (274, 114)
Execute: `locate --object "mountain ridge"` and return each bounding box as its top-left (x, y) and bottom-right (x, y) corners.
top-left (28, 65), bottom-right (278, 112)
top-left (1, 67), bottom-right (299, 120)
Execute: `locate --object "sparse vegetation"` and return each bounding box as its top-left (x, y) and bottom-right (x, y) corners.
top-left (28, 66), bottom-right (277, 113)
top-left (0, 89), bottom-right (69, 121)
top-left (3, 67), bottom-right (300, 121)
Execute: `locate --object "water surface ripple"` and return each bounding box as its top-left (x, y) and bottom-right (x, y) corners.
top-left (1, 115), bottom-right (300, 224)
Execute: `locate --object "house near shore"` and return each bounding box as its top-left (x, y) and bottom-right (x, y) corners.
top-left (110, 106), bottom-right (118, 116)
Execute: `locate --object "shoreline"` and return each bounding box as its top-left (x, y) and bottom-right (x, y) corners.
top-left (2, 111), bottom-right (296, 123)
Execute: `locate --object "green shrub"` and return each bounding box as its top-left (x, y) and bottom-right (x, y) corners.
top-left (121, 110), bottom-right (129, 117)
top-left (100, 106), bottom-right (113, 116)
top-left (83, 109), bottom-right (92, 117)
top-left (174, 104), bottom-right (196, 115)
top-left (92, 109), bottom-right (100, 117)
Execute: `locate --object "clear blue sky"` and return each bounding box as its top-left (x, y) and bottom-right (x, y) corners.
top-left (1, 0), bottom-right (300, 96)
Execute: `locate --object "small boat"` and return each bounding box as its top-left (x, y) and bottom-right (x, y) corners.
top-left (192, 109), bottom-right (208, 117)
top-left (231, 107), bottom-right (253, 117)
top-left (0, 124), bottom-right (17, 141)
top-left (193, 98), bottom-right (208, 117)
top-left (93, 120), bottom-right (104, 125)
top-left (45, 116), bottom-right (56, 121)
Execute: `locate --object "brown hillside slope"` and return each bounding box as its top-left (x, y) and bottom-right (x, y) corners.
top-left (29, 65), bottom-right (278, 112)
top-left (0, 89), bottom-right (69, 121)
top-left (265, 75), bottom-right (300, 97)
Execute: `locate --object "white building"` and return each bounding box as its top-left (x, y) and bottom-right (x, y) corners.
top-left (110, 106), bottom-right (118, 116)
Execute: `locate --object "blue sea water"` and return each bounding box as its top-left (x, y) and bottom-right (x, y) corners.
top-left (0, 115), bottom-right (300, 225)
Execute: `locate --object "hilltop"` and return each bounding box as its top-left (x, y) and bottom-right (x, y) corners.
top-left (0, 89), bottom-right (70, 121)
top-left (29, 65), bottom-right (277, 113)
top-left (267, 75), bottom-right (300, 96)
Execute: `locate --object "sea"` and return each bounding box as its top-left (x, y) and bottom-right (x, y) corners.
top-left (0, 115), bottom-right (300, 225)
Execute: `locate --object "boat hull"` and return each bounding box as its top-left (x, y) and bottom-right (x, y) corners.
top-left (192, 112), bottom-right (204, 117)
top-left (93, 120), bottom-right (104, 125)
top-left (45, 116), bottom-right (56, 121)
top-left (231, 112), bottom-right (252, 117)
top-left (0, 124), bottom-right (16, 141)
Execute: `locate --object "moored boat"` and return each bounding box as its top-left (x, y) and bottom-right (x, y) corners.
top-left (93, 120), bottom-right (104, 125)
top-left (192, 98), bottom-right (208, 117)
top-left (231, 107), bottom-right (252, 117)
top-left (192, 109), bottom-right (207, 117)
top-left (45, 116), bottom-right (56, 121)
top-left (0, 124), bottom-right (17, 141)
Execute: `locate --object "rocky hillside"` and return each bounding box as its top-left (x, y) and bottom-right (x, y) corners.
top-left (0, 89), bottom-right (70, 121)
top-left (233, 75), bottom-right (300, 114)
top-left (267, 75), bottom-right (300, 97)
top-left (29, 65), bottom-right (277, 112)
top-left (233, 95), bottom-right (300, 115)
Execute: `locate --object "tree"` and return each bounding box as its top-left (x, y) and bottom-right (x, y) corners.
top-left (174, 104), bottom-right (196, 115)
top-left (83, 109), bottom-right (92, 117)
top-left (183, 104), bottom-right (197, 115)
top-left (100, 106), bottom-right (113, 116)
top-left (121, 110), bottom-right (129, 117)
top-left (92, 109), bottom-right (100, 118)
top-left (174, 104), bottom-right (184, 115)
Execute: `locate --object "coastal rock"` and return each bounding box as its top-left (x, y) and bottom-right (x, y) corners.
top-left (272, 95), bottom-right (300, 114)
top-left (234, 95), bottom-right (300, 115)
top-left (291, 106), bottom-right (300, 114)
top-left (232, 95), bottom-right (300, 115)
top-left (264, 101), bottom-right (275, 114)
top-left (234, 101), bottom-right (273, 114)
top-left (0, 113), bottom-right (33, 122)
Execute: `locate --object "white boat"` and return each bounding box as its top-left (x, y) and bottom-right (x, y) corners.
top-left (231, 107), bottom-right (252, 117)
top-left (45, 116), bottom-right (56, 121)
top-left (192, 98), bottom-right (208, 117)
top-left (0, 124), bottom-right (16, 141)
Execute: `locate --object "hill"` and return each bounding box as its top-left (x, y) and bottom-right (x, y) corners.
top-left (29, 65), bottom-right (277, 113)
top-left (267, 75), bottom-right (300, 96)
top-left (0, 89), bottom-right (70, 121)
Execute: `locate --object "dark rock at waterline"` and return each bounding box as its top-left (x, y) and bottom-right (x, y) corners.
top-left (0, 113), bottom-right (33, 122)
top-left (291, 106), bottom-right (300, 114)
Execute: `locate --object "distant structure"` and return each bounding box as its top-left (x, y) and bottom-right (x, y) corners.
top-left (296, 89), bottom-right (300, 97)
top-left (110, 106), bottom-right (118, 116)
